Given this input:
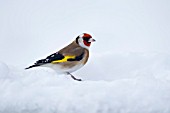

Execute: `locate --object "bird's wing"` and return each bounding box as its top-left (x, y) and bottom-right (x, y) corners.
top-left (52, 51), bottom-right (85, 64)
top-left (25, 51), bottom-right (85, 69)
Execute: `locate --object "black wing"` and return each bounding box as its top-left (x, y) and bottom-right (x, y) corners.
top-left (67, 52), bottom-right (84, 61)
top-left (25, 52), bottom-right (64, 69)
top-left (25, 52), bottom-right (85, 69)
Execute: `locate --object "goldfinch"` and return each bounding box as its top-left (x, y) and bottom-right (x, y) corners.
top-left (25, 33), bottom-right (96, 81)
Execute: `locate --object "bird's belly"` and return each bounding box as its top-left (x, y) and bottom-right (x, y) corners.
top-left (43, 63), bottom-right (83, 74)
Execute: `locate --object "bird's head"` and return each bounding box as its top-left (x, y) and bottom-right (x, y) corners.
top-left (76, 33), bottom-right (96, 49)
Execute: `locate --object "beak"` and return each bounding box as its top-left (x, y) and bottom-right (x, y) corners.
top-left (88, 38), bottom-right (96, 42)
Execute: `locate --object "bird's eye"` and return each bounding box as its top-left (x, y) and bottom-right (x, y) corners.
top-left (83, 37), bottom-right (90, 42)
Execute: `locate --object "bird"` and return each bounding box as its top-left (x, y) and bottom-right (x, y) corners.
top-left (25, 33), bottom-right (96, 81)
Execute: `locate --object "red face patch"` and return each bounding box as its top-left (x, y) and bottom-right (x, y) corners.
top-left (83, 40), bottom-right (91, 47)
top-left (83, 33), bottom-right (92, 38)
top-left (82, 33), bottom-right (92, 47)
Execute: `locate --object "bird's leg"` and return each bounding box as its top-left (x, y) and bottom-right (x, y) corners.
top-left (67, 72), bottom-right (82, 81)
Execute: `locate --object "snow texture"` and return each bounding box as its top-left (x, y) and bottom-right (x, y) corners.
top-left (0, 53), bottom-right (170, 113)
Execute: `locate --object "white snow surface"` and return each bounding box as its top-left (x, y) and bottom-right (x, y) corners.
top-left (0, 53), bottom-right (170, 113)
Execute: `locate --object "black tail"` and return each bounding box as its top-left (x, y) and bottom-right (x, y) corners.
top-left (25, 58), bottom-right (48, 70)
top-left (25, 64), bottom-right (40, 69)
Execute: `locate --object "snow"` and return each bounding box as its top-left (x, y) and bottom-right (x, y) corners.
top-left (0, 53), bottom-right (170, 113)
top-left (0, 62), bottom-right (9, 79)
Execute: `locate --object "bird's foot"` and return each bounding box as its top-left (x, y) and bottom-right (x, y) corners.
top-left (67, 72), bottom-right (82, 81)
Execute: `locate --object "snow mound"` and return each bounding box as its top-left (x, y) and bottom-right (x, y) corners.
top-left (0, 62), bottom-right (9, 79)
top-left (0, 53), bottom-right (170, 113)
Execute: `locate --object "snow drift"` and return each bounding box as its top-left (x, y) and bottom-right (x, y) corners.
top-left (0, 53), bottom-right (170, 113)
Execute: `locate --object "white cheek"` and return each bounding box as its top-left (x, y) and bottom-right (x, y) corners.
top-left (79, 39), bottom-right (89, 49)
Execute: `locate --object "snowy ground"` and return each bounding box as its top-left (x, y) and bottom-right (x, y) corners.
top-left (0, 52), bottom-right (170, 113)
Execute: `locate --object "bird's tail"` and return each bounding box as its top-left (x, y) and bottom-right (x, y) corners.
top-left (25, 64), bottom-right (40, 69)
top-left (25, 59), bottom-right (47, 70)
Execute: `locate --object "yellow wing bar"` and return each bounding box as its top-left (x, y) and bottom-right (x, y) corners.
top-left (51, 55), bottom-right (76, 64)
